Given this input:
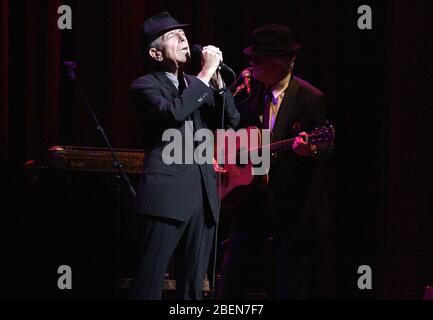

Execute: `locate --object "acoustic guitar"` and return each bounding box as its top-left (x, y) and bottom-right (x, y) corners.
top-left (214, 123), bottom-right (335, 209)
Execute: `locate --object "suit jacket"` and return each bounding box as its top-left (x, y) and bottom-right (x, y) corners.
top-left (130, 71), bottom-right (240, 222)
top-left (237, 75), bottom-right (332, 247)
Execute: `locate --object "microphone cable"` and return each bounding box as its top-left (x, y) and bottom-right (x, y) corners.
top-left (210, 81), bottom-right (227, 301)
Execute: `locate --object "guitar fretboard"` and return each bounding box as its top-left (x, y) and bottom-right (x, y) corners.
top-left (236, 125), bottom-right (333, 157)
top-left (239, 137), bottom-right (296, 156)
top-left (268, 139), bottom-right (295, 153)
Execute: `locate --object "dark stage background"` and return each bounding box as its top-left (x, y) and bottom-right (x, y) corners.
top-left (1, 0), bottom-right (432, 299)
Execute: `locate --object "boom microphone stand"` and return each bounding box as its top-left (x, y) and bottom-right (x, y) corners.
top-left (64, 61), bottom-right (136, 298)
top-left (63, 61), bottom-right (136, 199)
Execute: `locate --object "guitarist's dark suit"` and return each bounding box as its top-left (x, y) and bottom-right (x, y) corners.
top-left (218, 75), bottom-right (333, 299)
top-left (130, 71), bottom-right (239, 299)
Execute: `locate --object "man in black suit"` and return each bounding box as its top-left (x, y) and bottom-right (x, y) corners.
top-left (217, 24), bottom-right (333, 299)
top-left (129, 11), bottom-right (239, 300)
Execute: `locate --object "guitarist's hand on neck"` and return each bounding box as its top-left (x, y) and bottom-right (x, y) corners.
top-left (293, 132), bottom-right (318, 157)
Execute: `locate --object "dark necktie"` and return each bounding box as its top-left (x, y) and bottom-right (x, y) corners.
top-left (178, 73), bottom-right (194, 124)
top-left (178, 73), bottom-right (186, 94)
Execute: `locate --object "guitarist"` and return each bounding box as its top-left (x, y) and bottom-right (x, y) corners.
top-left (217, 24), bottom-right (334, 299)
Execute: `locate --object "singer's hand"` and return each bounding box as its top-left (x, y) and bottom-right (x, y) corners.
top-left (197, 45), bottom-right (223, 84)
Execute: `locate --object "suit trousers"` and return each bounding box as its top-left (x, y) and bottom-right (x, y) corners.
top-left (130, 176), bottom-right (215, 300)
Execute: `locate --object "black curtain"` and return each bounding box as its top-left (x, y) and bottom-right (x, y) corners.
top-left (1, 0), bottom-right (432, 299)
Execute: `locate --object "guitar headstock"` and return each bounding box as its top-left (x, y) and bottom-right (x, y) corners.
top-left (308, 122), bottom-right (335, 146)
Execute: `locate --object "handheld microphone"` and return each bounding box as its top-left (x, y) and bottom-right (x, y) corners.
top-left (191, 43), bottom-right (235, 74)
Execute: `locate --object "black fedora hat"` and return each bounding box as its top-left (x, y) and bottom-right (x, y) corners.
top-left (142, 11), bottom-right (190, 48)
top-left (243, 24), bottom-right (301, 56)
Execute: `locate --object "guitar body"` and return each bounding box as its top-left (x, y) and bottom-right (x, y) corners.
top-left (214, 126), bottom-right (269, 209)
top-left (218, 162), bottom-right (254, 199)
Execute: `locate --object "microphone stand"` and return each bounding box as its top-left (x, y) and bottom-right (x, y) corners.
top-left (64, 61), bottom-right (136, 199)
top-left (64, 61), bottom-right (136, 299)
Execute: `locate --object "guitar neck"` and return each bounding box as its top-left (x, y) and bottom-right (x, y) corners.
top-left (268, 138), bottom-right (295, 154)
top-left (245, 137), bottom-right (296, 155)
top-left (237, 125), bottom-right (333, 157)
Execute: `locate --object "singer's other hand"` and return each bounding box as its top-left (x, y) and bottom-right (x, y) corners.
top-left (197, 45), bottom-right (223, 84)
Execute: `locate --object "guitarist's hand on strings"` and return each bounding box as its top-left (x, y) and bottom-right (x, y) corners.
top-left (293, 132), bottom-right (318, 157)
